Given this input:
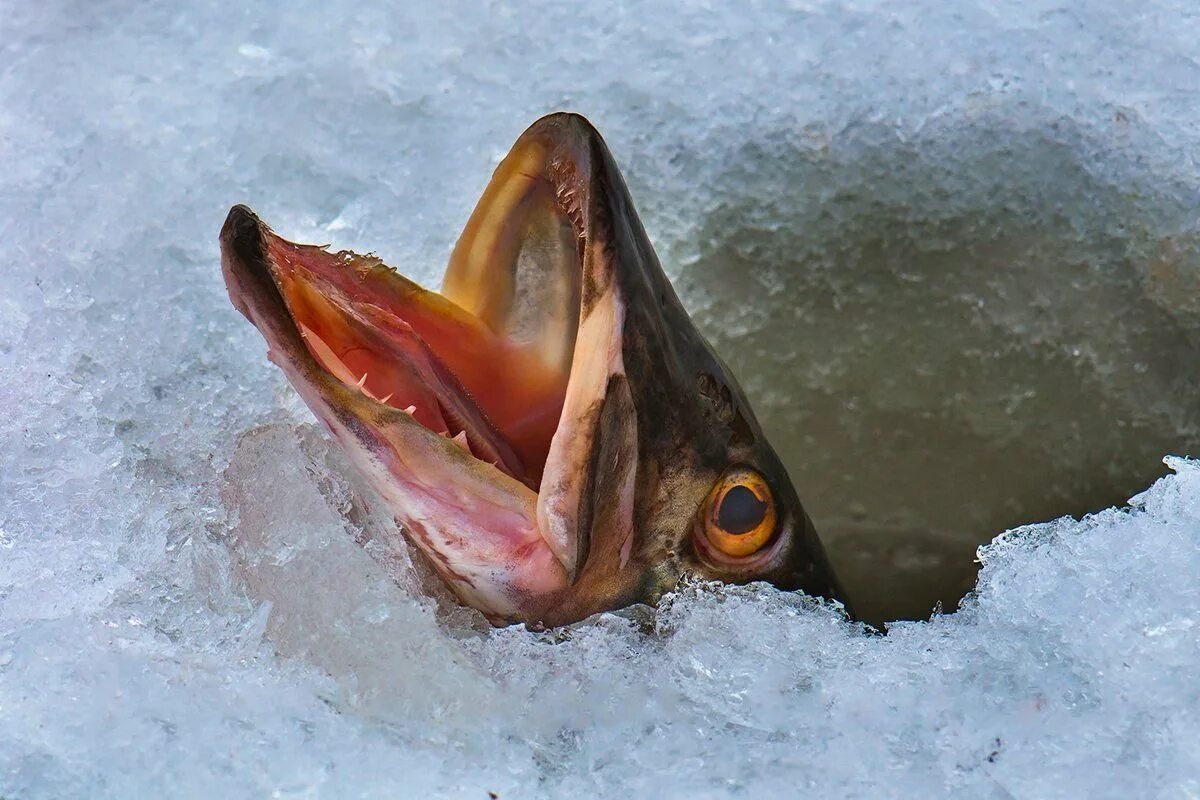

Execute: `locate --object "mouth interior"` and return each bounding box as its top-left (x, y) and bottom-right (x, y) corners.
top-left (264, 164), bottom-right (583, 492)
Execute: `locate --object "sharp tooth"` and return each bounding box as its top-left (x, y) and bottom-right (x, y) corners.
top-left (403, 405), bottom-right (417, 415)
top-left (356, 373), bottom-right (369, 389)
top-left (379, 393), bottom-right (393, 404)
top-left (450, 430), bottom-right (470, 451)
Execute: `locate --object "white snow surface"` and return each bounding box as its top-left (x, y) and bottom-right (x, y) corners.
top-left (3, 1), bottom-right (1200, 797)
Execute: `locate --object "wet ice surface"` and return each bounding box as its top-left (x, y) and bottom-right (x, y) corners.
top-left (3, 1), bottom-right (1200, 797)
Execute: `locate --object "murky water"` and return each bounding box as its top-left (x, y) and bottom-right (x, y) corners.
top-left (671, 117), bottom-right (1200, 625)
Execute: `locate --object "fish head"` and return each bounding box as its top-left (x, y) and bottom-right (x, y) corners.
top-left (221, 113), bottom-right (847, 626)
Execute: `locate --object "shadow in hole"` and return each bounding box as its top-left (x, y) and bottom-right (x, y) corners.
top-left (666, 112), bottom-right (1200, 627)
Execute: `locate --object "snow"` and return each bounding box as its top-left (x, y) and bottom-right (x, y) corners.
top-left (3, 1), bottom-right (1200, 797)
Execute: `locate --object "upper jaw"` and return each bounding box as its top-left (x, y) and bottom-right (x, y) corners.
top-left (221, 205), bottom-right (571, 622)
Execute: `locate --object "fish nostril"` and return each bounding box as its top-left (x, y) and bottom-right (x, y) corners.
top-left (697, 373), bottom-right (721, 404)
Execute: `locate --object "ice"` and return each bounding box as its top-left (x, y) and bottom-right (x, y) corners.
top-left (3, 1), bottom-right (1200, 797)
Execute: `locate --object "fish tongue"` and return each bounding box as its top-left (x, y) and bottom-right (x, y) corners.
top-left (271, 255), bottom-right (530, 483)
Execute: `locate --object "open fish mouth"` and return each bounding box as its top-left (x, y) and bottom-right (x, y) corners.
top-left (222, 113), bottom-right (847, 626)
top-left (234, 200), bottom-right (572, 492)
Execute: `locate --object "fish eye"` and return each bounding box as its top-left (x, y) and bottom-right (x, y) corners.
top-left (700, 467), bottom-right (778, 558)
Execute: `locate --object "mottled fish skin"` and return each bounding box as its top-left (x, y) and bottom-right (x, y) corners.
top-left (221, 113), bottom-right (848, 626)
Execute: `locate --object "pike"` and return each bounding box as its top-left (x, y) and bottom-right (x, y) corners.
top-left (221, 113), bottom-right (847, 626)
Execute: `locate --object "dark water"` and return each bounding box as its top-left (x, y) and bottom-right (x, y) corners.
top-left (670, 117), bottom-right (1200, 626)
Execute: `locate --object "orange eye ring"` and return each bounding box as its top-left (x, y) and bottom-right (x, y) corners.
top-left (700, 467), bottom-right (778, 558)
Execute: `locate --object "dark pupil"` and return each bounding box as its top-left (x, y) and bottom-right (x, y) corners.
top-left (717, 484), bottom-right (767, 534)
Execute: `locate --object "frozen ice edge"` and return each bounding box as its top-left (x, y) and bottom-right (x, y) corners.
top-left (3, 444), bottom-right (1198, 798)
